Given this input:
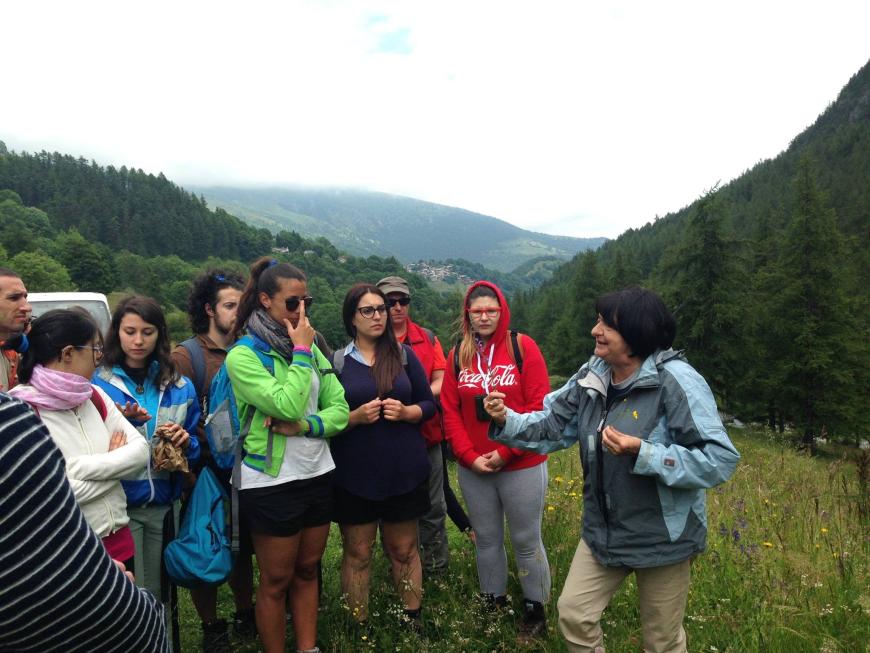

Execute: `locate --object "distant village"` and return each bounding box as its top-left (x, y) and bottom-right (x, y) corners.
top-left (405, 261), bottom-right (474, 286)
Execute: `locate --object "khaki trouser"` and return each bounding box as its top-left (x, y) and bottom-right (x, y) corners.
top-left (557, 539), bottom-right (690, 653)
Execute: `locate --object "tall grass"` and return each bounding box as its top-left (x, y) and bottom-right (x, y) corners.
top-left (177, 430), bottom-right (869, 652)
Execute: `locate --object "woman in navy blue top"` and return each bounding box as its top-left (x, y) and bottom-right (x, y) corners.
top-left (331, 283), bottom-right (435, 628)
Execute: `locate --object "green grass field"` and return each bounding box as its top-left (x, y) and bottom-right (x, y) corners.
top-left (176, 430), bottom-right (870, 652)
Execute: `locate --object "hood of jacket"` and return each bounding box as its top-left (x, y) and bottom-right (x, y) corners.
top-left (463, 280), bottom-right (511, 350)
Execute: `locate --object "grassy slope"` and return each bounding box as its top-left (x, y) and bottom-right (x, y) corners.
top-left (177, 431), bottom-right (869, 652)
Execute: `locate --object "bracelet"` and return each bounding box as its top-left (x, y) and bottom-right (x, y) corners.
top-left (293, 345), bottom-right (312, 354)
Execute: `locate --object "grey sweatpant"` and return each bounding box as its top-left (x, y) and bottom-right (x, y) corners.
top-left (418, 443), bottom-right (449, 572)
top-left (458, 462), bottom-right (551, 603)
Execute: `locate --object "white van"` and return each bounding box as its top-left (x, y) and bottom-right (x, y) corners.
top-left (28, 292), bottom-right (112, 336)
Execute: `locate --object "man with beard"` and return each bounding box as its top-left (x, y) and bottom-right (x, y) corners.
top-left (0, 268), bottom-right (31, 392)
top-left (171, 269), bottom-right (255, 652)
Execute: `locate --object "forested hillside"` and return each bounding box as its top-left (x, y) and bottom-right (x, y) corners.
top-left (0, 148), bottom-right (464, 349)
top-left (193, 185), bottom-right (606, 271)
top-left (513, 60), bottom-right (870, 444)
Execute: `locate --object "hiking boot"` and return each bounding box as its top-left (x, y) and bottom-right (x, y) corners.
top-left (517, 599), bottom-right (546, 645)
top-left (200, 619), bottom-right (231, 653)
top-left (402, 608), bottom-right (424, 637)
top-left (478, 593), bottom-right (509, 612)
top-left (231, 607), bottom-right (257, 641)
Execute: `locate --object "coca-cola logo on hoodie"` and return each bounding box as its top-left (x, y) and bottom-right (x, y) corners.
top-left (457, 364), bottom-right (518, 390)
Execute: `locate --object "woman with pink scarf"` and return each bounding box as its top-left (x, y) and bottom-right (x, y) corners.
top-left (11, 309), bottom-right (148, 568)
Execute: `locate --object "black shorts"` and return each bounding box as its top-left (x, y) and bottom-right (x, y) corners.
top-left (239, 472), bottom-right (334, 537)
top-left (333, 480), bottom-right (430, 525)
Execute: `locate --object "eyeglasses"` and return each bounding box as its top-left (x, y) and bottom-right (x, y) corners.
top-left (357, 304), bottom-right (388, 319)
top-left (386, 296), bottom-right (411, 308)
top-left (468, 308), bottom-right (501, 319)
top-left (75, 344), bottom-right (104, 359)
top-left (285, 296), bottom-right (314, 311)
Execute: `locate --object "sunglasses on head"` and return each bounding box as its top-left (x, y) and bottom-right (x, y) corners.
top-left (386, 296), bottom-right (411, 308)
top-left (285, 296), bottom-right (314, 311)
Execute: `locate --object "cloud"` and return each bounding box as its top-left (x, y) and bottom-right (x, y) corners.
top-left (0, 0), bottom-right (868, 240)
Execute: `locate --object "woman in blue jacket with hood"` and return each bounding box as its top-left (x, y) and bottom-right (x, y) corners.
top-left (93, 295), bottom-right (201, 602)
top-left (485, 287), bottom-right (739, 653)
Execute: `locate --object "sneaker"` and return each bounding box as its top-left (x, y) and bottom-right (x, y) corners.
top-left (232, 607), bottom-right (257, 641)
top-left (200, 619), bottom-right (231, 653)
top-left (517, 600), bottom-right (546, 645)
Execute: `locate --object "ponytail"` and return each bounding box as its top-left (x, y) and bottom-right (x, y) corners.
top-left (236, 257), bottom-right (307, 334)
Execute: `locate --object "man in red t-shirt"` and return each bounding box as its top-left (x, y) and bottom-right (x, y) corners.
top-left (377, 275), bottom-right (450, 574)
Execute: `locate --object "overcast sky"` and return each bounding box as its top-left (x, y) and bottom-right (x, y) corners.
top-left (2, 1), bottom-right (868, 239)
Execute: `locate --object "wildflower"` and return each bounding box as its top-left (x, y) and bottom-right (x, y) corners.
top-left (569, 491), bottom-right (578, 497)
top-left (820, 527), bottom-right (828, 534)
top-left (553, 476), bottom-right (564, 484)
top-left (547, 505), bottom-right (555, 512)
top-left (762, 542), bottom-right (774, 548)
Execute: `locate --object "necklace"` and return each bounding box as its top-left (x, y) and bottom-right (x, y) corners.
top-left (136, 384), bottom-right (145, 394)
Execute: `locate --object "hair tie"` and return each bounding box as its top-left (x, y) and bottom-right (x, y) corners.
top-left (267, 259), bottom-right (278, 268)
top-left (214, 273), bottom-right (226, 282)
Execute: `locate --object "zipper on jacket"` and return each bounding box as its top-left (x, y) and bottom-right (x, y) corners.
top-left (596, 407), bottom-right (609, 526)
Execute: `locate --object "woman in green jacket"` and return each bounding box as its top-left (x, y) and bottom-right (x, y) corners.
top-left (226, 257), bottom-right (349, 653)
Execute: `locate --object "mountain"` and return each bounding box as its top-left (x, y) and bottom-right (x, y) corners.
top-left (190, 185), bottom-right (606, 272)
top-left (514, 59), bottom-right (870, 441)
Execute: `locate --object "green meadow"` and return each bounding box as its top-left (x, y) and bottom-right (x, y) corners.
top-left (177, 430), bottom-right (870, 652)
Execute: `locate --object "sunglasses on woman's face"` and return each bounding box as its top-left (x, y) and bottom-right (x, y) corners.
top-left (285, 296), bottom-right (314, 311)
top-left (357, 304), bottom-right (388, 319)
top-left (386, 296), bottom-right (411, 308)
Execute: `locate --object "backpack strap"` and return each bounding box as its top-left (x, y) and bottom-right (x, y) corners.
top-left (180, 338), bottom-right (206, 399)
top-left (421, 327), bottom-right (435, 346)
top-left (89, 387), bottom-right (108, 421)
top-left (229, 335), bottom-right (277, 554)
top-left (332, 350), bottom-right (345, 376)
top-left (508, 330), bottom-right (524, 374)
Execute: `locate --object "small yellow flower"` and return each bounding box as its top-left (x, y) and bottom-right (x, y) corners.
top-left (762, 542), bottom-right (774, 548)
top-left (632, 410), bottom-right (638, 420)
top-left (820, 527), bottom-right (828, 535)
top-left (569, 492), bottom-right (578, 498)
top-left (554, 476), bottom-right (564, 484)
top-left (547, 505), bottom-right (555, 512)
top-left (815, 544), bottom-right (821, 549)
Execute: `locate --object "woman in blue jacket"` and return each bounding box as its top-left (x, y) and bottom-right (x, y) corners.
top-left (485, 287), bottom-right (739, 653)
top-left (93, 295), bottom-right (200, 601)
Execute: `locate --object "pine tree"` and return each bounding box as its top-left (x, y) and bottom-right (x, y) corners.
top-left (776, 158), bottom-right (860, 449)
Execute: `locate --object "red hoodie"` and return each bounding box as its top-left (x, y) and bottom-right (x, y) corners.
top-left (441, 281), bottom-right (549, 471)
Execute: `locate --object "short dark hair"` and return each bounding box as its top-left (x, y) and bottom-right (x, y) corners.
top-left (18, 309), bottom-right (100, 383)
top-left (103, 295), bottom-right (178, 386)
top-left (187, 269), bottom-right (245, 334)
top-left (0, 268), bottom-right (21, 279)
top-left (594, 286), bottom-right (676, 359)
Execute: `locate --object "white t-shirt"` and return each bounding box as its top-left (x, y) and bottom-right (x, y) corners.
top-left (239, 370), bottom-right (335, 489)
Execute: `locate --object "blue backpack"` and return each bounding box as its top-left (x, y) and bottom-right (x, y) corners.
top-left (163, 467), bottom-right (232, 588)
top-left (181, 336), bottom-right (274, 470)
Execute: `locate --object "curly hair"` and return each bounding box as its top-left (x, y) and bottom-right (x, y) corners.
top-left (187, 269), bottom-right (245, 334)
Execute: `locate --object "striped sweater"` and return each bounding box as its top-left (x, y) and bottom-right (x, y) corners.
top-left (0, 393), bottom-right (168, 652)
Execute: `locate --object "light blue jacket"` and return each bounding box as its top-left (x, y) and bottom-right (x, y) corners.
top-left (491, 348), bottom-right (739, 568)
top-left (93, 362), bottom-right (201, 506)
